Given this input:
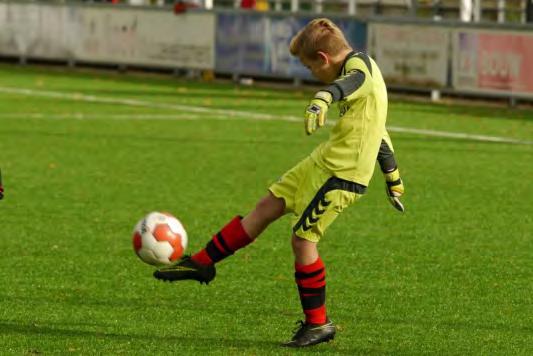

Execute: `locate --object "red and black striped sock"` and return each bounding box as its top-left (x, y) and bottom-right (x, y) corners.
top-left (192, 216), bottom-right (252, 266)
top-left (295, 257), bottom-right (327, 325)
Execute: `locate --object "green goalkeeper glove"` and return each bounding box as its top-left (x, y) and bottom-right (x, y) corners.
top-left (304, 91), bottom-right (332, 135)
top-left (384, 168), bottom-right (405, 212)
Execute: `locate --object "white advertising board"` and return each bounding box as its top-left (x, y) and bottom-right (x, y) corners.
top-left (0, 2), bottom-right (215, 69)
top-left (369, 23), bottom-right (450, 88)
top-left (75, 7), bottom-right (214, 68)
top-left (0, 3), bottom-right (42, 57)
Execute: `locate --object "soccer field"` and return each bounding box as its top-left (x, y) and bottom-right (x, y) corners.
top-left (0, 64), bottom-right (532, 355)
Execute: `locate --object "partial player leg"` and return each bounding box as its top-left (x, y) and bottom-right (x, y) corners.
top-left (192, 191), bottom-right (285, 264)
top-left (241, 192), bottom-right (286, 239)
top-left (154, 192), bottom-right (285, 283)
top-left (282, 176), bottom-right (362, 347)
top-left (283, 234), bottom-right (335, 347)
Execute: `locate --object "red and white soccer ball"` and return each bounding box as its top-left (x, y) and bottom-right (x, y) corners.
top-left (132, 212), bottom-right (188, 266)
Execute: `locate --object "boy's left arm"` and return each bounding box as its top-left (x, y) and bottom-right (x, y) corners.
top-left (378, 132), bottom-right (405, 212)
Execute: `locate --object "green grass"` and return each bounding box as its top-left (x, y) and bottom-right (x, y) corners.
top-left (0, 64), bottom-right (532, 355)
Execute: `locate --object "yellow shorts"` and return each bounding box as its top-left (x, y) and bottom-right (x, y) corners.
top-left (269, 157), bottom-right (366, 242)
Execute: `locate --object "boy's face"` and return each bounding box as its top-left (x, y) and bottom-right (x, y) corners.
top-left (300, 53), bottom-right (337, 84)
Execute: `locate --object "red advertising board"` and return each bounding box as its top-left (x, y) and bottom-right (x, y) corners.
top-left (478, 33), bottom-right (533, 92)
top-left (454, 30), bottom-right (533, 97)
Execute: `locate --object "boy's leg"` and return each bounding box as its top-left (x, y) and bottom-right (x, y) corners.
top-left (154, 156), bottom-right (309, 284)
top-left (284, 173), bottom-right (362, 347)
top-left (191, 192), bottom-right (285, 265)
top-left (284, 234), bottom-right (335, 347)
top-left (242, 192), bottom-right (286, 239)
top-left (292, 235), bottom-right (324, 324)
top-left (153, 192), bottom-right (285, 283)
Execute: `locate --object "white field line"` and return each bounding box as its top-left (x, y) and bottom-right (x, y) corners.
top-left (0, 113), bottom-right (208, 121)
top-left (0, 86), bottom-right (531, 145)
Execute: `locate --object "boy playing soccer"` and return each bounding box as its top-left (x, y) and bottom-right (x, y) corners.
top-left (154, 18), bottom-right (405, 347)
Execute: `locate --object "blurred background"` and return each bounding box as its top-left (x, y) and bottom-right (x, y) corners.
top-left (1, 0), bottom-right (533, 104)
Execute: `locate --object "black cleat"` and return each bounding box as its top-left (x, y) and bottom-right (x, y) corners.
top-left (283, 319), bottom-right (336, 347)
top-left (153, 255), bottom-right (216, 284)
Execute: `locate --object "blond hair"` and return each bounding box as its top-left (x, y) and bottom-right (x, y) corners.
top-left (289, 18), bottom-right (351, 60)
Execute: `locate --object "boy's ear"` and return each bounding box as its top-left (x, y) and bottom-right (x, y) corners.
top-left (317, 51), bottom-right (330, 64)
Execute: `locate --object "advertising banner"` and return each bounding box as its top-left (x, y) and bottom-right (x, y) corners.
top-left (0, 3), bottom-right (215, 69)
top-left (31, 5), bottom-right (74, 59)
top-left (368, 23), bottom-right (450, 87)
top-left (453, 29), bottom-right (533, 97)
top-left (215, 14), bottom-right (269, 76)
top-left (0, 3), bottom-right (43, 57)
top-left (216, 14), bottom-right (367, 79)
top-left (75, 8), bottom-right (215, 69)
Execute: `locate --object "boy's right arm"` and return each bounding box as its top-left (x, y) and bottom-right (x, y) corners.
top-left (304, 91), bottom-right (332, 135)
top-left (304, 56), bottom-right (373, 135)
top-left (377, 132), bottom-right (405, 212)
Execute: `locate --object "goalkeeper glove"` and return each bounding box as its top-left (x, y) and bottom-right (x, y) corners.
top-left (384, 168), bottom-right (404, 212)
top-left (304, 91), bottom-right (332, 135)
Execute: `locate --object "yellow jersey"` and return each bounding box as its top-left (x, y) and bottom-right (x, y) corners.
top-left (310, 52), bottom-right (389, 186)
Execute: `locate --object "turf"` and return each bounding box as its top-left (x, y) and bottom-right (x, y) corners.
top-left (0, 64), bottom-right (532, 355)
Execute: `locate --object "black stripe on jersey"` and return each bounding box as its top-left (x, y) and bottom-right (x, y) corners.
top-left (325, 51), bottom-right (372, 102)
top-left (377, 139), bottom-right (397, 173)
top-left (326, 70), bottom-right (366, 101)
top-left (308, 214), bottom-right (320, 224)
top-left (326, 83), bottom-right (344, 102)
top-left (339, 50), bottom-right (357, 76)
top-left (353, 52), bottom-right (373, 76)
top-left (293, 177), bottom-right (367, 234)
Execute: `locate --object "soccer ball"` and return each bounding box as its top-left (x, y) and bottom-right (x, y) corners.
top-left (132, 212), bottom-right (188, 266)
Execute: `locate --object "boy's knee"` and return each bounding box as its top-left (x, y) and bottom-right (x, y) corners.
top-left (291, 234), bottom-right (311, 251)
top-left (255, 194), bottom-right (285, 222)
top-left (291, 234), bottom-right (318, 264)
top-left (291, 234), bottom-right (301, 251)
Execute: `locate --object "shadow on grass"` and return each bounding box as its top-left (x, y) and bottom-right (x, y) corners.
top-left (0, 320), bottom-right (276, 347)
top-left (0, 320), bottom-right (361, 354)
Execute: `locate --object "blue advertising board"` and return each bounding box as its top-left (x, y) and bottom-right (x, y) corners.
top-left (216, 14), bottom-right (367, 79)
top-left (216, 14), bottom-right (268, 75)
